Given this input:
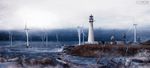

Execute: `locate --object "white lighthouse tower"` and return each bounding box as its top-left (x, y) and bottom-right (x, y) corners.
top-left (87, 15), bottom-right (95, 44)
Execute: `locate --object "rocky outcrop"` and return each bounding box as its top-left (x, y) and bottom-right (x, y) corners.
top-left (142, 40), bottom-right (150, 45)
top-left (63, 44), bottom-right (150, 57)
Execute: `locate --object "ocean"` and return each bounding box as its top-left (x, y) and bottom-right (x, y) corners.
top-left (0, 41), bottom-right (149, 68)
top-left (0, 41), bottom-right (99, 68)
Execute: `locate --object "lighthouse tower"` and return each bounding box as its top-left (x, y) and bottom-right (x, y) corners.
top-left (88, 15), bottom-right (95, 44)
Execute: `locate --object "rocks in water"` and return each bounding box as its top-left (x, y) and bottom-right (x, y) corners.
top-left (63, 45), bottom-right (75, 53)
top-left (124, 50), bottom-right (150, 68)
top-left (97, 57), bottom-right (126, 68)
top-left (132, 59), bottom-right (148, 63)
top-left (0, 54), bottom-right (59, 67)
top-left (111, 57), bottom-right (126, 64)
top-left (7, 57), bottom-right (19, 62)
top-left (40, 57), bottom-right (57, 66)
top-left (0, 45), bottom-right (150, 68)
top-left (56, 57), bottom-right (105, 68)
top-left (22, 57), bottom-right (57, 66)
top-left (27, 58), bottom-right (38, 65)
top-left (0, 57), bottom-right (6, 62)
top-left (95, 50), bottom-right (150, 68)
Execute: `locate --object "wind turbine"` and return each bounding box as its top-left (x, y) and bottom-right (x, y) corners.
top-left (41, 29), bottom-right (48, 46)
top-left (133, 24), bottom-right (138, 44)
top-left (77, 26), bottom-right (81, 45)
top-left (55, 33), bottom-right (61, 47)
top-left (41, 31), bottom-right (45, 46)
top-left (81, 26), bottom-right (86, 44)
top-left (24, 24), bottom-right (30, 48)
top-left (56, 33), bottom-right (59, 43)
top-left (77, 26), bottom-right (86, 45)
top-left (45, 31), bottom-right (48, 46)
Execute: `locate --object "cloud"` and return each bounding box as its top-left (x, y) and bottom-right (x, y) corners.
top-left (0, 0), bottom-right (150, 30)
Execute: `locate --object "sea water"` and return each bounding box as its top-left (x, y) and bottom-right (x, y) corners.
top-left (0, 41), bottom-right (98, 68)
top-left (0, 41), bottom-right (149, 68)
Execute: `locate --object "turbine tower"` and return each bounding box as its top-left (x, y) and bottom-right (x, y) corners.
top-left (56, 33), bottom-right (59, 43)
top-left (45, 32), bottom-right (48, 46)
top-left (77, 26), bottom-right (81, 45)
top-left (81, 26), bottom-right (85, 44)
top-left (133, 24), bottom-right (137, 44)
top-left (25, 24), bottom-right (30, 48)
top-left (88, 15), bottom-right (95, 44)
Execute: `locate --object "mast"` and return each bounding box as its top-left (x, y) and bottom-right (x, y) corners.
top-left (56, 33), bottom-right (59, 43)
top-left (45, 31), bottom-right (48, 46)
top-left (123, 33), bottom-right (126, 44)
top-left (133, 24), bottom-right (137, 43)
top-left (81, 26), bottom-right (85, 44)
top-left (25, 24), bottom-right (29, 48)
top-left (77, 26), bottom-right (81, 45)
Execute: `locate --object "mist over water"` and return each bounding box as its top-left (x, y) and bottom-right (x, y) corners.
top-left (0, 29), bottom-right (150, 42)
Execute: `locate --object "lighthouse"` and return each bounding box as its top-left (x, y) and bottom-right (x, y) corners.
top-left (87, 15), bottom-right (95, 44)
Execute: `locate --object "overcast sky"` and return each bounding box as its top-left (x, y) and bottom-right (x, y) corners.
top-left (0, 0), bottom-right (150, 30)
